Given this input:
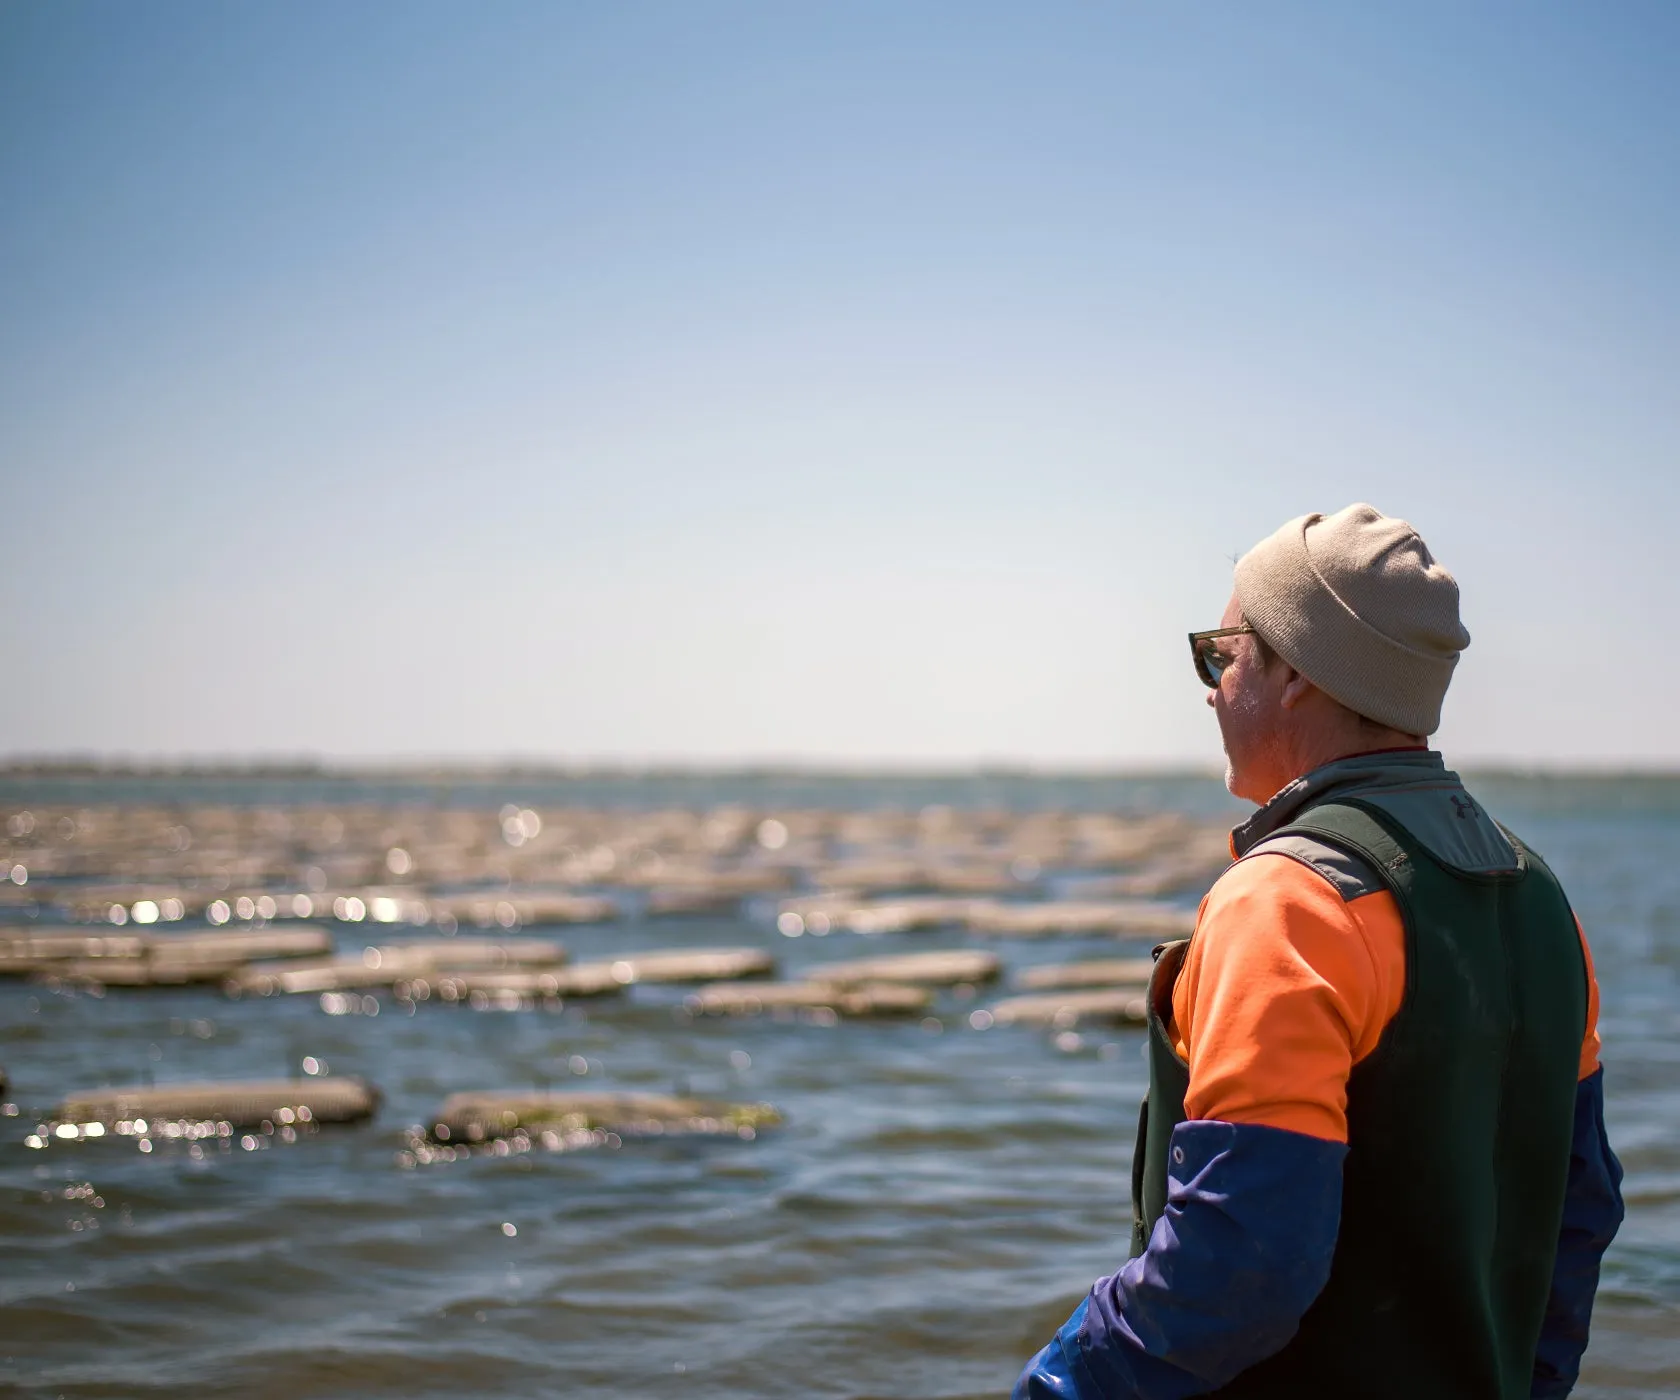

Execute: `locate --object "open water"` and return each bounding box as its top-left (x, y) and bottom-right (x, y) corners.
top-left (0, 770), bottom-right (1676, 1399)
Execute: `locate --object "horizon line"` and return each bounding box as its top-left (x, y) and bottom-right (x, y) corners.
top-left (4, 755), bottom-right (1679, 782)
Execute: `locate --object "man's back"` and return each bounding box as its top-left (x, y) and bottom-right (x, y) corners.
top-left (1168, 766), bottom-right (1588, 1396)
top-left (1017, 507), bottom-right (1623, 1400)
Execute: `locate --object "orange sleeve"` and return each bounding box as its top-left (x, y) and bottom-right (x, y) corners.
top-left (1170, 854), bottom-right (1406, 1144)
top-left (1575, 914), bottom-right (1602, 1080)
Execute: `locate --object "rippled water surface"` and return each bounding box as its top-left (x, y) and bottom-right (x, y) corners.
top-left (1, 771), bottom-right (1676, 1398)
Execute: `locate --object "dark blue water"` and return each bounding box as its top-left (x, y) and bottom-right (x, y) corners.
top-left (0, 770), bottom-right (1674, 1398)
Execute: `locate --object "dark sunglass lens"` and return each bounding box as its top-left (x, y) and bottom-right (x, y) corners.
top-left (1194, 639), bottom-right (1223, 688)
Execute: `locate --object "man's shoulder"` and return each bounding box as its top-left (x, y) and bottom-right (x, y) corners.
top-left (1195, 840), bottom-right (1386, 953)
top-left (1235, 829), bottom-right (1387, 903)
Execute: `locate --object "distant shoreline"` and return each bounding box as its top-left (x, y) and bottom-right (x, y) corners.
top-left (2, 757), bottom-right (1677, 781)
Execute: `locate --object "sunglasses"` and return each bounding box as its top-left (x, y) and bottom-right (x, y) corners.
top-left (1188, 624), bottom-right (1257, 689)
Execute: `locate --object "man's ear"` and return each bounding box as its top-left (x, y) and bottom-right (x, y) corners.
top-left (1277, 667), bottom-right (1316, 712)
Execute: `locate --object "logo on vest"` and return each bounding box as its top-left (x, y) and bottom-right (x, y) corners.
top-left (1450, 794), bottom-right (1477, 820)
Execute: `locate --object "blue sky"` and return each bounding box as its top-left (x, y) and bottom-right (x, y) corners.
top-left (2, 3), bottom-right (1675, 767)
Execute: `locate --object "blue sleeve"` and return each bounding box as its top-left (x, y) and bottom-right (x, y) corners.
top-left (1012, 1299), bottom-right (1105, 1400)
top-left (1014, 1120), bottom-right (1346, 1400)
top-left (1532, 1068), bottom-right (1625, 1400)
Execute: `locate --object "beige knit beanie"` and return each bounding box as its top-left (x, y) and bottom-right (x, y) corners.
top-left (1233, 504), bottom-right (1470, 736)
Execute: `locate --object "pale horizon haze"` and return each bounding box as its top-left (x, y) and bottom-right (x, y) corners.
top-left (3, 4), bottom-right (1676, 770)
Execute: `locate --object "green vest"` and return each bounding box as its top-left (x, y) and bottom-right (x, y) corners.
top-left (1130, 798), bottom-right (1587, 1399)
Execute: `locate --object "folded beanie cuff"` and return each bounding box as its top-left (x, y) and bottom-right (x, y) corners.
top-left (1233, 514), bottom-right (1459, 736)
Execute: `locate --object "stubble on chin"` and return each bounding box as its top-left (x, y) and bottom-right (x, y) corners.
top-left (1217, 679), bottom-right (1267, 804)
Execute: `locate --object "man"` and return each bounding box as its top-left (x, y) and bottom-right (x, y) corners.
top-left (1014, 504), bottom-right (1624, 1400)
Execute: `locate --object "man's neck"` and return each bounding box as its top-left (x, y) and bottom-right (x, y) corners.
top-left (1262, 738), bottom-right (1430, 806)
top-left (1233, 745), bottom-right (1446, 856)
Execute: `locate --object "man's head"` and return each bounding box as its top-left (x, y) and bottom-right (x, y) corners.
top-left (1197, 504), bottom-right (1471, 804)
